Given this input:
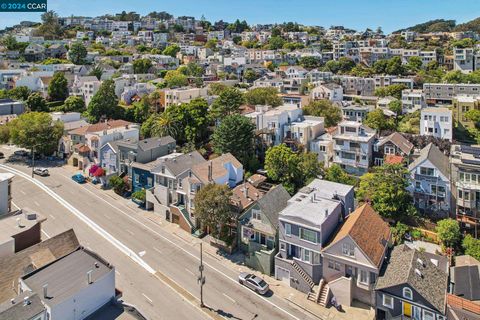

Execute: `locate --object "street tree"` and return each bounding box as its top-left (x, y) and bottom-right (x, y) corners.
top-left (212, 114), bottom-right (255, 164)
top-left (194, 184), bottom-right (233, 238)
top-left (48, 72), bottom-right (69, 101)
top-left (8, 112), bottom-right (63, 155)
top-left (303, 100), bottom-right (342, 127)
top-left (8, 86), bottom-right (31, 101)
top-left (462, 235), bottom-right (480, 261)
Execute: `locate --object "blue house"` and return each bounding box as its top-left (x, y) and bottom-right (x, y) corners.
top-left (131, 161), bottom-right (157, 193)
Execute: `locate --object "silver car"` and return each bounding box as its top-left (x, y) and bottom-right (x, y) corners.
top-left (238, 272), bottom-right (269, 295)
top-left (33, 168), bottom-right (49, 176)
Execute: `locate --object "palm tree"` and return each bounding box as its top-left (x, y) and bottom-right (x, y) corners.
top-left (148, 90), bottom-right (162, 113)
top-left (89, 66), bottom-right (104, 80)
top-left (152, 112), bottom-right (179, 140)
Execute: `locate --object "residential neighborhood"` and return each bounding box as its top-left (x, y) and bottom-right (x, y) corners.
top-left (1, 2), bottom-right (480, 320)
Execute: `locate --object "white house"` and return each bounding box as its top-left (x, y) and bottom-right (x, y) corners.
top-left (420, 107), bottom-right (453, 141)
top-left (310, 83), bottom-right (343, 102)
top-left (401, 89), bottom-right (426, 113)
top-left (72, 76), bottom-right (101, 106)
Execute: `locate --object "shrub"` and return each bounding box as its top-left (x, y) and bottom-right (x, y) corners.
top-left (132, 189), bottom-right (146, 203)
top-left (109, 175), bottom-right (126, 195)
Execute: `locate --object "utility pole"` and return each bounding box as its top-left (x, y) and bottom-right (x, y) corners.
top-left (31, 145), bottom-right (35, 178)
top-left (198, 242), bottom-right (205, 307)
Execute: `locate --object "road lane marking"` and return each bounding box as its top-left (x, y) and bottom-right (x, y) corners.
top-left (138, 250), bottom-right (146, 257)
top-left (49, 214), bottom-right (56, 220)
top-left (41, 229), bottom-right (51, 238)
top-left (223, 293), bottom-right (236, 304)
top-left (0, 164), bottom-right (156, 275)
top-left (184, 268), bottom-right (195, 276)
top-left (153, 247), bottom-right (162, 254)
top-left (34, 201), bottom-right (40, 207)
top-left (115, 270), bottom-right (121, 276)
top-left (20, 190), bottom-right (26, 195)
top-left (142, 293), bottom-right (153, 305)
top-left (104, 214), bottom-right (111, 220)
top-left (9, 164), bottom-right (302, 320)
top-left (126, 229), bottom-right (135, 236)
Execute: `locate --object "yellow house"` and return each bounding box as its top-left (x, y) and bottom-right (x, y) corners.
top-left (452, 95), bottom-right (480, 129)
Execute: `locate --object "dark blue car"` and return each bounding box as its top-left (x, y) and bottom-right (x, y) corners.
top-left (71, 173), bottom-right (86, 184)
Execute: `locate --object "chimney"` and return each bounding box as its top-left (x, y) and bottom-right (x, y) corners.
top-left (10, 298), bottom-right (15, 305)
top-left (87, 270), bottom-right (93, 284)
top-left (325, 208), bottom-right (329, 216)
top-left (243, 185), bottom-right (249, 199)
top-left (23, 297), bottom-right (30, 306)
top-left (208, 161), bottom-right (213, 182)
top-left (42, 284), bottom-right (48, 298)
top-left (94, 262), bottom-right (99, 268)
top-left (16, 217), bottom-right (22, 228)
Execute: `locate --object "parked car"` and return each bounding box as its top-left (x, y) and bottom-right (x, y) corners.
top-left (33, 168), bottom-right (49, 176)
top-left (13, 150), bottom-right (28, 157)
top-left (71, 173), bottom-right (86, 184)
top-left (238, 272), bottom-right (269, 295)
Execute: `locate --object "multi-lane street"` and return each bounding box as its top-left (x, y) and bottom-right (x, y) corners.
top-left (0, 147), bottom-right (320, 320)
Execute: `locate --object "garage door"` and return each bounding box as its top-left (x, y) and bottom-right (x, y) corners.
top-left (276, 267), bottom-right (290, 285)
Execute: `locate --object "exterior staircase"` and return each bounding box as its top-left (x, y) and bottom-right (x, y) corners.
top-left (307, 279), bottom-right (330, 307)
top-left (318, 281), bottom-right (330, 307)
top-left (292, 260), bottom-right (315, 289)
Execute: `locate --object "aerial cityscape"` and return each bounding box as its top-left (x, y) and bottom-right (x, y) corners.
top-left (1, 1), bottom-right (480, 319)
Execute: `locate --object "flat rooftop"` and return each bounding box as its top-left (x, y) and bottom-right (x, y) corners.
top-left (0, 210), bottom-right (44, 245)
top-left (22, 248), bottom-right (113, 307)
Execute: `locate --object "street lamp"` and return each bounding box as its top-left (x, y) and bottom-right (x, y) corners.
top-left (197, 242), bottom-right (205, 307)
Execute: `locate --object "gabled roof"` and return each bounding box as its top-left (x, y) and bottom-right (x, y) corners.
top-left (231, 182), bottom-right (264, 212)
top-left (376, 244), bottom-right (448, 313)
top-left (68, 120), bottom-right (133, 136)
top-left (408, 143), bottom-right (449, 177)
top-left (255, 185), bottom-right (291, 228)
top-left (325, 203), bottom-right (390, 268)
top-left (378, 132), bottom-right (413, 155)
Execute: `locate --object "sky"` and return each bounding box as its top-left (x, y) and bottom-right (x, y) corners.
top-left (1, 0), bottom-right (480, 33)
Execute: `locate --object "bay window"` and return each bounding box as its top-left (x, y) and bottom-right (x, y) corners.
top-left (300, 228), bottom-right (317, 243)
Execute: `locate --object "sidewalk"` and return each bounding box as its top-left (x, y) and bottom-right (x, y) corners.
top-left (87, 186), bottom-right (374, 320)
top-left (139, 209), bottom-right (375, 320)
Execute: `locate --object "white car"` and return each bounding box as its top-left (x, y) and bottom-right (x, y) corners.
top-left (33, 168), bottom-right (49, 176)
top-left (238, 272), bottom-right (269, 295)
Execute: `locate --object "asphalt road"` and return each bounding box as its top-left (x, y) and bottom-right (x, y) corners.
top-left (0, 148), bottom-right (319, 320)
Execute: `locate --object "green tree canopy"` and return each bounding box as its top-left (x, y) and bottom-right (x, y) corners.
top-left (212, 114), bottom-right (255, 164)
top-left (324, 57), bottom-right (355, 74)
top-left (194, 184), bottom-right (233, 238)
top-left (462, 234), bottom-right (480, 261)
top-left (436, 219), bottom-right (461, 249)
top-left (8, 112), bottom-right (63, 155)
top-left (303, 100), bottom-right (342, 127)
top-left (324, 164), bottom-right (356, 185)
top-left (0, 125), bottom-right (10, 144)
top-left (388, 99), bottom-right (403, 116)
top-left (244, 87), bottom-right (282, 107)
top-left (298, 56), bottom-right (322, 70)
top-left (85, 80), bottom-right (122, 123)
top-left (162, 44), bottom-right (180, 57)
top-left (357, 163), bottom-right (416, 220)
top-left (48, 72), bottom-right (69, 101)
top-left (55, 95), bottom-right (85, 113)
top-left (364, 108), bottom-right (394, 131)
top-left (7, 86), bottom-right (31, 101)
top-left (26, 93), bottom-right (48, 112)
top-left (133, 58), bottom-right (153, 74)
top-left (210, 87), bottom-right (244, 120)
top-left (164, 70), bottom-right (189, 88)
top-left (375, 84), bottom-right (407, 99)
top-left (69, 42), bottom-right (87, 65)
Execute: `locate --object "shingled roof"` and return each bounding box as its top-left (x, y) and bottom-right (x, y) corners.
top-left (408, 143), bottom-right (449, 177)
top-left (378, 132), bottom-right (413, 155)
top-left (376, 244), bottom-right (448, 313)
top-left (325, 203), bottom-right (391, 268)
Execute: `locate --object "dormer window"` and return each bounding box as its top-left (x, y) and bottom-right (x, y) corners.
top-left (403, 287), bottom-right (413, 300)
